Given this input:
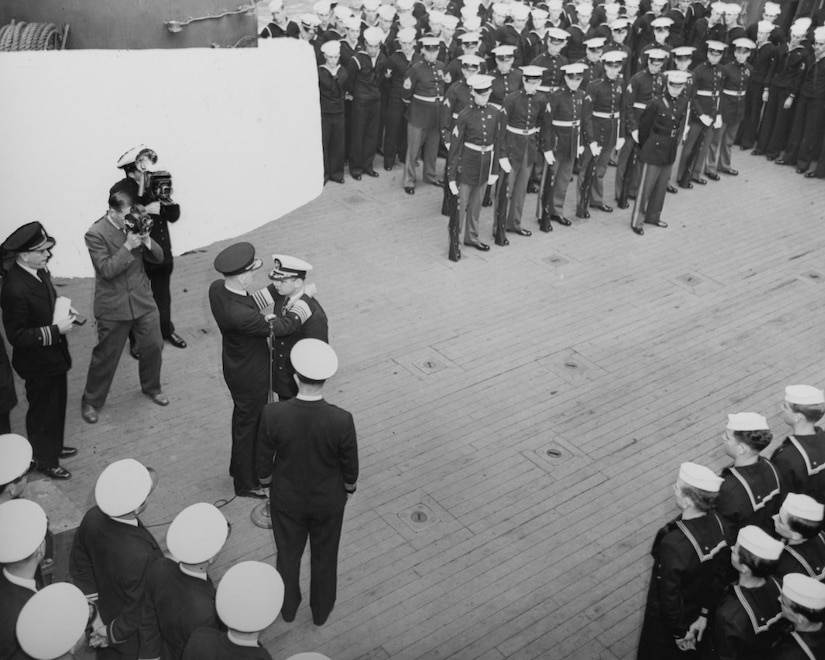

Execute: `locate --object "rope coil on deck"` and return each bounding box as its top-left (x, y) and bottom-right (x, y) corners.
top-left (0, 22), bottom-right (63, 51)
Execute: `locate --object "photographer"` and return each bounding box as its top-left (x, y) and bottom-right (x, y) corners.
top-left (110, 145), bottom-right (186, 357)
top-left (80, 190), bottom-right (168, 424)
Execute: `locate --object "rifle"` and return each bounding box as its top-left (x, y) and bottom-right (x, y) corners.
top-left (493, 170), bottom-right (510, 246)
top-left (441, 177), bottom-right (452, 216)
top-left (448, 188), bottom-right (461, 262)
top-left (537, 161), bottom-right (555, 232)
top-left (576, 148), bottom-right (599, 218)
top-left (629, 162), bottom-right (648, 229)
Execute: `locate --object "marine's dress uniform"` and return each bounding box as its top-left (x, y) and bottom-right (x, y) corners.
top-left (319, 62), bottom-right (349, 181)
top-left (402, 58), bottom-right (447, 189)
top-left (447, 101), bottom-right (504, 244)
top-left (256, 397), bottom-right (359, 625)
top-left (542, 85), bottom-right (586, 217)
top-left (580, 74), bottom-right (625, 206)
top-left (139, 557), bottom-right (219, 660)
top-left (677, 59), bottom-right (722, 184)
top-left (637, 512), bottom-right (729, 659)
top-left (716, 457), bottom-right (783, 534)
top-left (706, 58), bottom-right (752, 175)
top-left (772, 430), bottom-right (825, 504)
top-left (634, 90), bottom-right (689, 228)
top-left (502, 88), bottom-right (547, 230)
top-left (775, 532), bottom-right (825, 581)
top-left (81, 215), bottom-right (164, 410)
top-left (0, 263), bottom-right (71, 470)
top-left (207, 280), bottom-right (305, 493)
top-left (70, 506), bottom-right (163, 659)
top-left (182, 629), bottom-right (272, 660)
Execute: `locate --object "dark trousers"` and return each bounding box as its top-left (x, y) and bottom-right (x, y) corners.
top-left (783, 94), bottom-right (825, 170)
top-left (145, 261), bottom-right (175, 338)
top-left (228, 386), bottom-right (268, 492)
top-left (383, 96), bottom-right (408, 169)
top-left (322, 112), bottom-right (346, 179)
top-left (678, 121), bottom-right (712, 183)
top-left (615, 139), bottom-right (641, 200)
top-left (83, 310), bottom-right (163, 409)
top-left (349, 97), bottom-right (380, 176)
top-left (633, 162), bottom-right (672, 227)
top-left (25, 373), bottom-right (66, 469)
top-left (759, 87), bottom-right (795, 157)
top-left (271, 505), bottom-right (345, 623)
top-left (0, 413), bottom-right (9, 434)
top-left (578, 139), bottom-right (615, 206)
top-left (738, 81), bottom-right (765, 148)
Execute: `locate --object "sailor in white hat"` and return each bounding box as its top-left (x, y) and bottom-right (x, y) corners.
top-left (0, 433), bottom-right (32, 503)
top-left (319, 38), bottom-right (348, 185)
top-left (257, 339), bottom-right (358, 626)
top-left (773, 493), bottom-right (825, 581)
top-left (775, 573), bottom-right (825, 655)
top-left (182, 561), bottom-right (284, 659)
top-left (346, 26), bottom-right (385, 181)
top-left (260, 0), bottom-right (300, 38)
top-left (637, 462), bottom-right (728, 656)
top-left (140, 503), bottom-right (229, 660)
top-left (0, 499), bottom-right (49, 658)
top-left (69, 459), bottom-right (164, 652)
top-left (716, 412), bottom-right (781, 534)
top-left (771, 385), bottom-right (825, 504)
top-left (15, 583), bottom-right (90, 660)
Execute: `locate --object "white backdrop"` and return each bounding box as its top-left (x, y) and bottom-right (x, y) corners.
top-left (0, 39), bottom-right (322, 277)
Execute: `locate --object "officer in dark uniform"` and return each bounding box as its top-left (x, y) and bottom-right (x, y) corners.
top-left (208, 243), bottom-right (312, 499)
top-left (771, 385), bottom-right (825, 504)
top-left (0, 222), bottom-right (75, 480)
top-left (773, 494), bottom-right (825, 581)
top-left (319, 40), bottom-right (349, 184)
top-left (774, 574), bottom-right (825, 659)
top-left (402, 35), bottom-right (447, 194)
top-left (717, 413), bottom-right (783, 535)
top-left (0, 433), bottom-right (32, 504)
top-left (578, 49), bottom-right (626, 216)
top-left (447, 74), bottom-right (505, 255)
top-left (631, 68), bottom-right (689, 235)
top-left (382, 27), bottom-right (416, 171)
top-left (636, 463), bottom-right (729, 658)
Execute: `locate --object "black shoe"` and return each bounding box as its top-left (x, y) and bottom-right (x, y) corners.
top-left (404, 187), bottom-right (415, 195)
top-left (364, 169), bottom-right (379, 177)
top-left (751, 148), bottom-right (764, 156)
top-left (616, 200), bottom-right (629, 209)
top-left (766, 154), bottom-right (776, 161)
top-left (59, 447), bottom-right (78, 459)
top-left (576, 209), bottom-right (590, 218)
top-left (236, 487), bottom-right (267, 499)
top-left (167, 333), bottom-right (187, 348)
top-left (527, 182), bottom-right (540, 193)
top-left (384, 165), bottom-right (393, 171)
top-left (706, 172), bottom-right (720, 181)
top-left (506, 228), bottom-right (532, 236)
top-left (464, 241), bottom-right (490, 251)
top-left (430, 179), bottom-right (444, 187)
top-left (608, 158), bottom-right (618, 167)
top-left (632, 226), bottom-right (644, 235)
top-left (644, 220), bottom-right (668, 228)
top-left (796, 167), bottom-right (807, 174)
top-left (679, 181), bottom-right (693, 189)
top-left (590, 203), bottom-right (613, 212)
top-left (775, 158), bottom-right (790, 165)
top-left (551, 215), bottom-right (571, 226)
top-left (804, 171), bottom-right (819, 179)
top-left (330, 176), bottom-right (345, 184)
top-left (129, 345), bottom-right (141, 360)
top-left (666, 184), bottom-right (677, 194)
top-left (38, 465), bottom-right (71, 480)
top-left (719, 168), bottom-right (738, 176)
top-left (539, 221), bottom-right (553, 233)
top-left (144, 392), bottom-right (170, 406)
top-left (81, 402), bottom-right (99, 424)
top-left (281, 609), bottom-right (297, 623)
top-left (352, 173), bottom-right (362, 181)
top-left (482, 198), bottom-right (493, 208)
top-left (692, 177), bottom-right (707, 185)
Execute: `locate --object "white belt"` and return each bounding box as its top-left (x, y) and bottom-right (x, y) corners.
top-left (695, 90), bottom-right (715, 97)
top-left (413, 94), bottom-right (442, 102)
top-left (633, 102), bottom-right (647, 109)
top-left (722, 89), bottom-right (746, 96)
top-left (593, 111), bottom-right (619, 119)
top-left (552, 120), bottom-right (580, 127)
top-left (507, 125), bottom-right (539, 135)
top-left (538, 85), bottom-right (561, 93)
top-left (464, 142), bottom-right (495, 153)
top-left (489, 102), bottom-right (503, 110)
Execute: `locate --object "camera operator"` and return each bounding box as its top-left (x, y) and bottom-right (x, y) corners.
top-left (80, 190), bottom-right (169, 424)
top-left (110, 145), bottom-right (186, 358)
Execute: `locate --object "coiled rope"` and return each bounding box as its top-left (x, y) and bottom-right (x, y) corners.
top-left (0, 22), bottom-right (63, 51)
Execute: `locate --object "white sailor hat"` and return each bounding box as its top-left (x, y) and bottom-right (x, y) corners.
top-left (576, 2), bottom-right (594, 14)
top-left (521, 64), bottom-right (547, 77)
top-left (95, 458), bottom-right (154, 517)
top-left (0, 433), bottom-right (32, 486)
top-left (291, 339), bottom-right (339, 380)
top-left (678, 462), bottom-right (723, 492)
top-left (397, 26), bottom-right (418, 42)
top-left (320, 39), bottom-right (342, 55)
top-left (0, 499), bottom-right (47, 563)
top-left (397, 0), bottom-right (414, 10)
top-left (492, 44), bottom-right (517, 56)
top-left (460, 5), bottom-right (477, 21)
top-left (510, 3), bottom-right (531, 20)
top-left (441, 14), bottom-right (460, 30)
top-left (756, 20), bottom-right (775, 32)
top-left (665, 69), bottom-right (689, 84)
top-left (671, 45), bottom-right (696, 56)
top-left (814, 25), bottom-right (825, 40)
top-left (300, 13), bottom-right (322, 28)
top-left (782, 493), bottom-right (825, 522)
top-left (624, 0), bottom-right (640, 6)
top-left (313, 0), bottom-right (332, 14)
top-left (790, 19), bottom-right (810, 36)
top-left (646, 47), bottom-right (669, 59)
top-left (16, 583), bottom-right (88, 660)
top-left (583, 36), bottom-right (606, 48)
top-left (562, 61), bottom-right (588, 75)
top-left (651, 16), bottom-right (674, 27)
top-left (763, 0), bottom-right (781, 13)
top-left (468, 73), bottom-right (495, 90)
top-left (363, 26), bottom-right (385, 44)
top-left (604, 2), bottom-right (621, 14)
top-left (343, 15), bottom-right (363, 30)
top-left (428, 10), bottom-right (445, 25)
top-left (459, 30), bottom-right (481, 43)
top-left (705, 39), bottom-right (727, 52)
top-left (724, 3), bottom-right (742, 13)
top-left (610, 17), bottom-right (630, 29)
top-left (531, 8), bottom-right (549, 23)
top-left (419, 34), bottom-right (441, 47)
top-left (651, 0), bottom-right (669, 6)
top-left (217, 561), bottom-right (285, 632)
top-left (116, 144), bottom-right (157, 169)
top-left (286, 655), bottom-right (332, 660)
top-left (737, 525), bottom-right (783, 560)
top-left (399, 13), bottom-right (417, 28)
top-left (167, 503), bottom-right (229, 565)
top-left (363, 0), bottom-right (380, 10)
top-left (547, 0), bottom-right (564, 9)
top-left (268, 0), bottom-right (284, 12)
top-left (785, 385), bottom-right (825, 405)
top-left (710, 1), bottom-right (727, 11)
top-left (783, 574), bottom-right (825, 611)
top-left (492, 2), bottom-right (510, 15)
top-left (733, 37), bottom-right (756, 49)
top-left (333, 5), bottom-right (353, 19)
top-left (269, 254), bottom-right (313, 280)
top-left (727, 412), bottom-right (769, 431)
top-left (602, 49), bottom-right (627, 63)
top-left (459, 53), bottom-right (485, 67)
top-left (463, 15), bottom-right (482, 31)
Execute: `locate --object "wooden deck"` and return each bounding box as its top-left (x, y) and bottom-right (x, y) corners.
top-left (10, 153), bottom-right (825, 659)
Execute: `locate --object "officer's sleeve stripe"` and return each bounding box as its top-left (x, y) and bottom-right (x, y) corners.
top-left (251, 288), bottom-right (274, 310)
top-left (40, 326), bottom-right (53, 346)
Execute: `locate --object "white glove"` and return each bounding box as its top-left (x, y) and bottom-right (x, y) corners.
top-left (714, 115), bottom-right (723, 129)
top-left (488, 174), bottom-right (499, 185)
top-left (631, 129), bottom-right (639, 143)
top-left (449, 180), bottom-right (459, 195)
top-left (544, 150), bottom-right (555, 165)
top-left (498, 157), bottom-right (512, 173)
top-left (699, 114), bottom-right (712, 127)
top-left (589, 141), bottom-right (602, 157)
top-left (616, 137), bottom-right (626, 151)
top-left (576, 145), bottom-right (585, 157)
top-left (783, 95), bottom-right (794, 110)
top-left (762, 89), bottom-right (769, 103)
top-left (144, 201), bottom-right (161, 215)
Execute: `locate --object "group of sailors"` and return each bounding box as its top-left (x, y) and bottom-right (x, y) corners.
top-left (263, 0), bottom-right (825, 256)
top-left (638, 384), bottom-right (825, 658)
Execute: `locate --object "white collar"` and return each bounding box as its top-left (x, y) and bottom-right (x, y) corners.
top-left (110, 515), bottom-right (139, 527)
top-left (297, 393), bottom-right (324, 401)
top-left (227, 631), bottom-right (259, 648)
top-left (178, 564), bottom-right (208, 581)
top-left (224, 282), bottom-right (248, 296)
top-left (17, 262), bottom-right (41, 279)
top-left (3, 568), bottom-right (37, 592)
